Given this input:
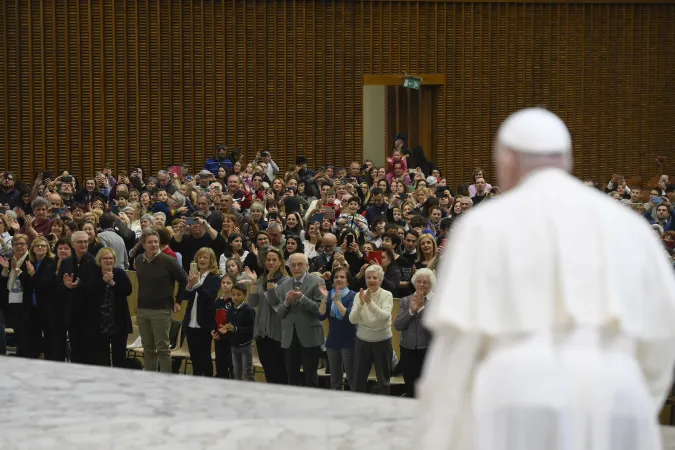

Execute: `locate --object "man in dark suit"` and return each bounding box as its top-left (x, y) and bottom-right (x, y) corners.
top-left (58, 230), bottom-right (100, 364)
top-left (267, 253), bottom-right (325, 387)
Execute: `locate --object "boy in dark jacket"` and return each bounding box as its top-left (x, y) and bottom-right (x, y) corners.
top-left (220, 283), bottom-right (255, 381)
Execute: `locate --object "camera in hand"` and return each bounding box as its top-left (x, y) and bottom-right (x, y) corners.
top-left (185, 217), bottom-right (199, 226)
top-left (61, 175), bottom-right (73, 183)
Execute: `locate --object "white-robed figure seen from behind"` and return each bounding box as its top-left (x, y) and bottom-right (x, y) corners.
top-left (418, 108), bottom-right (675, 450)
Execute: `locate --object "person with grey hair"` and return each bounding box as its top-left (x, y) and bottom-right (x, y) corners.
top-left (266, 221), bottom-right (286, 251)
top-left (57, 230), bottom-right (99, 364)
top-left (349, 264), bottom-right (394, 394)
top-left (21, 196), bottom-right (52, 239)
top-left (394, 267), bottom-right (436, 398)
top-left (153, 211), bottom-right (167, 228)
top-left (419, 108), bottom-right (675, 450)
top-left (266, 252), bottom-right (326, 387)
top-left (171, 191), bottom-right (186, 208)
top-left (156, 170), bottom-right (176, 195)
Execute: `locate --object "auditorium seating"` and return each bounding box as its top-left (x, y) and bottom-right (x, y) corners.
top-left (124, 271), bottom-right (405, 388)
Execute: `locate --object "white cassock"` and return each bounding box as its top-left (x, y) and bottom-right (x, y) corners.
top-left (418, 168), bottom-right (675, 450)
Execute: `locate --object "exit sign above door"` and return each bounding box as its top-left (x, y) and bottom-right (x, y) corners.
top-left (403, 75), bottom-right (422, 90)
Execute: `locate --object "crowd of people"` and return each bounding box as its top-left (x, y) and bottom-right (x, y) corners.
top-left (0, 138), bottom-right (674, 396)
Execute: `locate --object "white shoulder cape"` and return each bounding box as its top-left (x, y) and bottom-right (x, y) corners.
top-left (429, 168), bottom-right (675, 340)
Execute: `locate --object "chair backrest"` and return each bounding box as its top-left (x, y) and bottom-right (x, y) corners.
top-left (127, 325), bottom-right (140, 346)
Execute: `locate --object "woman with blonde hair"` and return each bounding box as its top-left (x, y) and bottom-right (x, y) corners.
top-left (271, 177), bottom-right (286, 200)
top-left (416, 234), bottom-right (438, 270)
top-left (15, 236), bottom-right (57, 359)
top-left (181, 247), bottom-right (220, 376)
top-left (0, 214), bottom-right (13, 257)
top-left (93, 247), bottom-right (133, 367)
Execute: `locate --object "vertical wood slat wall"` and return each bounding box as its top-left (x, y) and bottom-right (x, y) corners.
top-left (1, 0), bottom-right (674, 187)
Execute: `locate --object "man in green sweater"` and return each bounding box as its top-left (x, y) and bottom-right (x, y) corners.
top-left (135, 229), bottom-right (188, 373)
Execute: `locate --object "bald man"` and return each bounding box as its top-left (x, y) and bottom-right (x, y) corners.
top-left (309, 233), bottom-right (338, 289)
top-left (267, 253), bottom-right (326, 387)
top-left (418, 108), bottom-right (675, 450)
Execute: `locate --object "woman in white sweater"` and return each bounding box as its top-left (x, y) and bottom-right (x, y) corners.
top-left (349, 264), bottom-right (394, 394)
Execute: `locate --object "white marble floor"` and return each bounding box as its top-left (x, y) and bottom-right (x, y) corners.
top-left (1, 357), bottom-right (674, 449)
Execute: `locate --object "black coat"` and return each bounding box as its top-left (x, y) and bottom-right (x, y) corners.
top-left (17, 256), bottom-right (57, 318)
top-left (181, 272), bottom-right (219, 331)
top-left (91, 267), bottom-right (133, 335)
top-left (57, 253), bottom-right (100, 328)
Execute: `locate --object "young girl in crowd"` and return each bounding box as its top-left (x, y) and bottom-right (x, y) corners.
top-left (212, 275), bottom-right (235, 379)
top-left (221, 283), bottom-right (256, 381)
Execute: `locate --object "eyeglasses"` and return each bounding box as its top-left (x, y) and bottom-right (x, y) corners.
top-left (73, 240), bottom-right (89, 245)
top-left (14, 242), bottom-right (27, 247)
top-left (33, 244), bottom-right (47, 248)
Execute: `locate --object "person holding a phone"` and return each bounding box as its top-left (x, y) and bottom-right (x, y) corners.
top-left (170, 213), bottom-right (226, 274)
top-left (181, 248), bottom-right (220, 377)
top-left (308, 233), bottom-right (338, 286)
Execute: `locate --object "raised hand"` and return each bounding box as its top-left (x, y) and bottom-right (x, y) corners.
top-left (318, 285), bottom-right (328, 299)
top-left (24, 215), bottom-right (35, 228)
top-left (244, 266), bottom-right (257, 283)
top-left (26, 260), bottom-right (35, 276)
top-left (0, 256), bottom-right (9, 269)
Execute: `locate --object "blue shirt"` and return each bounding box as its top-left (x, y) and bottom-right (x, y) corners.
top-left (317, 290), bottom-right (357, 349)
top-left (32, 259), bottom-right (43, 307)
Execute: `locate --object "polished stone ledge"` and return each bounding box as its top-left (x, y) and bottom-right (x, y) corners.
top-left (1, 357), bottom-right (674, 450)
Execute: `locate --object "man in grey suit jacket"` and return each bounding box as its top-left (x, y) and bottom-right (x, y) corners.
top-left (267, 253), bottom-right (325, 387)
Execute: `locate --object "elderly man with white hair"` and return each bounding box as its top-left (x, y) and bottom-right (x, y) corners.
top-left (394, 267), bottom-right (435, 398)
top-left (58, 230), bottom-right (100, 365)
top-left (349, 264), bottom-right (394, 395)
top-left (267, 253), bottom-right (326, 387)
top-left (418, 108), bottom-right (675, 450)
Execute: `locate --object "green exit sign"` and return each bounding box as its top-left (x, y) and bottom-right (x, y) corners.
top-left (403, 76), bottom-right (422, 90)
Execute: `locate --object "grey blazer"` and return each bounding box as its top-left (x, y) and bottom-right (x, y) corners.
top-left (267, 272), bottom-right (326, 349)
top-left (394, 294), bottom-right (432, 350)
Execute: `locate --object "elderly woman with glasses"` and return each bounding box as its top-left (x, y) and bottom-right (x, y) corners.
top-left (349, 264), bottom-right (394, 395)
top-left (92, 247), bottom-right (133, 367)
top-left (394, 268), bottom-right (436, 398)
top-left (0, 233), bottom-right (31, 356)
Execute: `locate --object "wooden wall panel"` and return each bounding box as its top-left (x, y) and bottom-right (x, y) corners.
top-left (1, 0), bottom-right (674, 188)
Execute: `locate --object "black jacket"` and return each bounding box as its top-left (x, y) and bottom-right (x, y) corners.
top-left (57, 253), bottom-right (100, 328)
top-left (227, 303), bottom-right (255, 347)
top-left (17, 256), bottom-right (57, 317)
top-left (181, 272), bottom-right (219, 331)
top-left (91, 267), bottom-right (133, 335)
